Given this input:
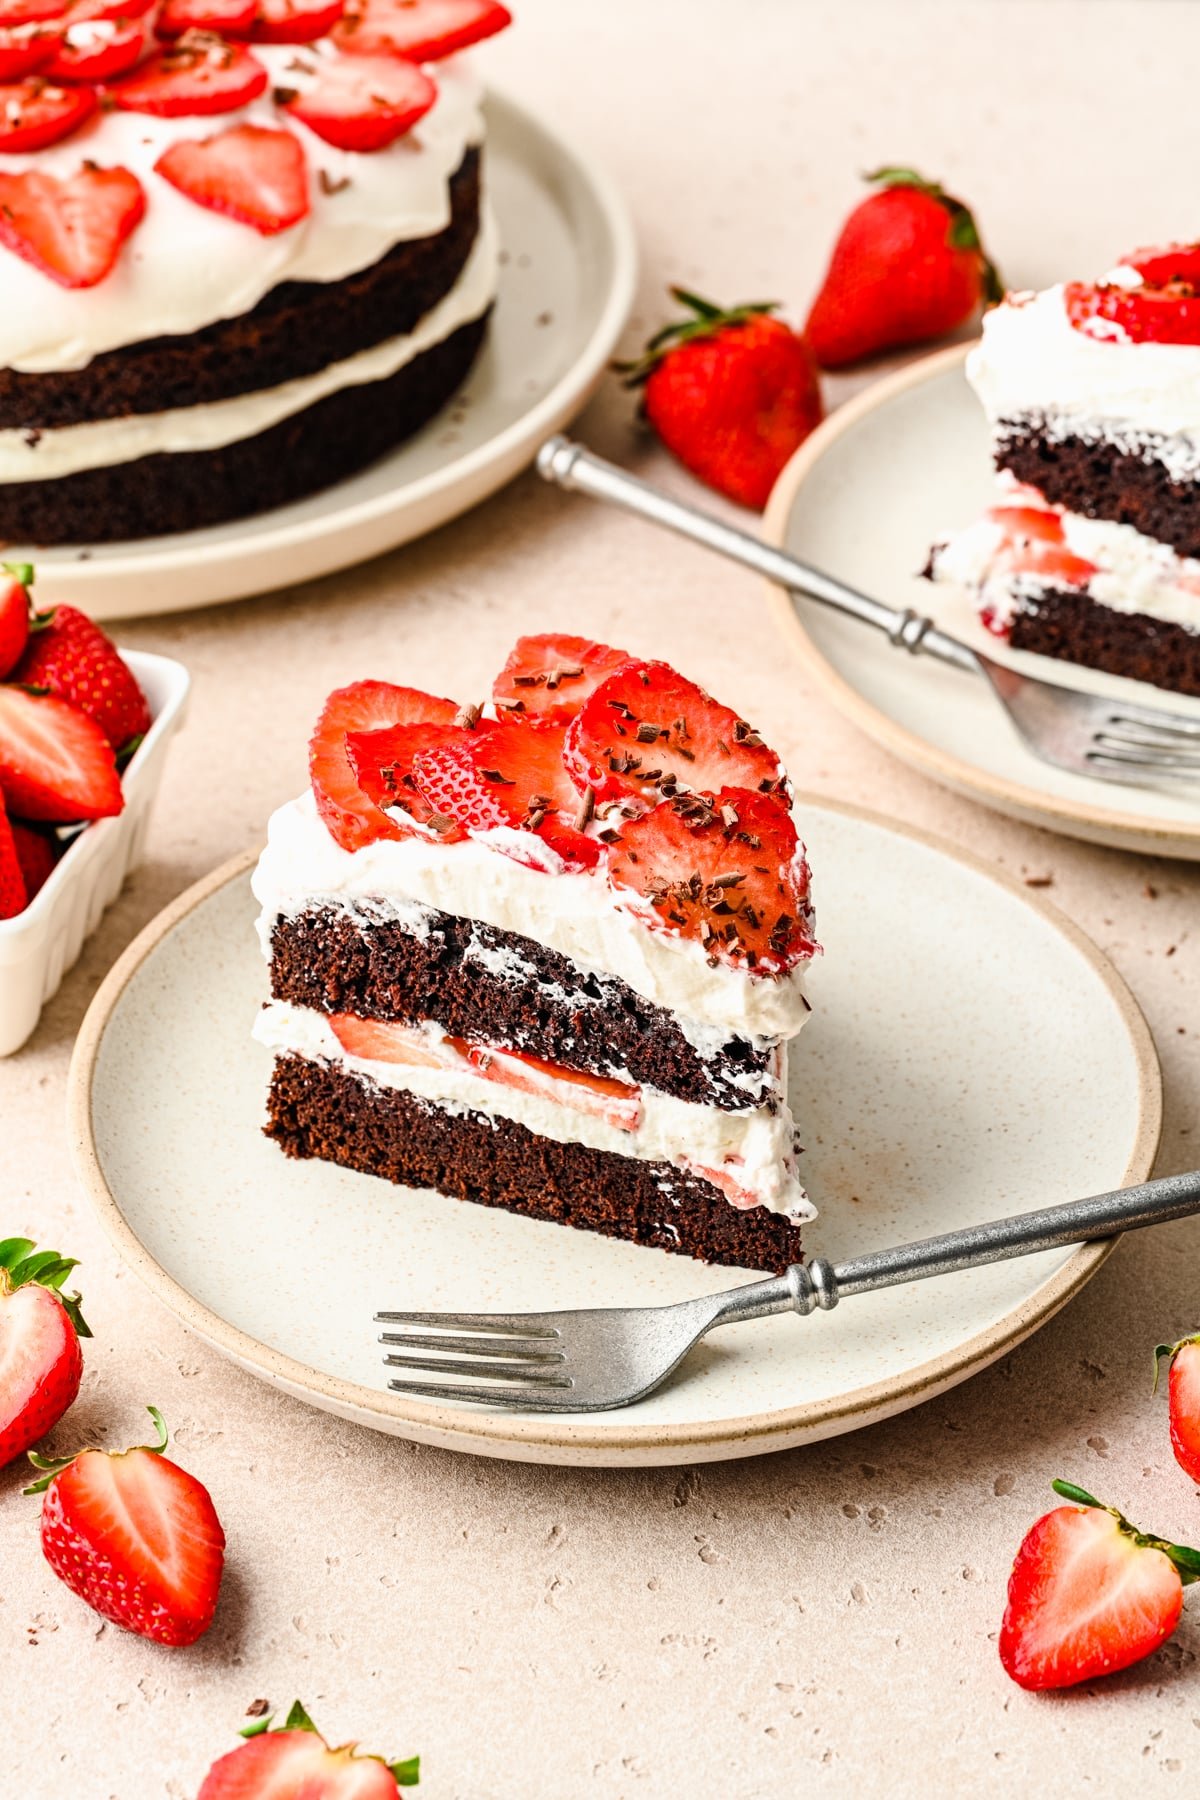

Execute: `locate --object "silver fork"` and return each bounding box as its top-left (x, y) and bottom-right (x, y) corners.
top-left (537, 436), bottom-right (1200, 794)
top-left (378, 1170), bottom-right (1200, 1412)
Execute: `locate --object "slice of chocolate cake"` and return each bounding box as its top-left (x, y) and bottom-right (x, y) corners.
top-left (252, 635), bottom-right (820, 1272)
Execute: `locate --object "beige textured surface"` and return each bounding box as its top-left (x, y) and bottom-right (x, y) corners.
top-left (2, 2), bottom-right (1200, 1793)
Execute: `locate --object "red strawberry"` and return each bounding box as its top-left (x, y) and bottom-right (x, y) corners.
top-left (0, 562), bottom-right (31, 678)
top-left (0, 74), bottom-right (94, 148)
top-left (1124, 243), bottom-right (1200, 287)
top-left (251, 0), bottom-right (344, 42)
top-left (329, 1011), bottom-right (465, 1071)
top-left (804, 167), bottom-right (1002, 368)
top-left (15, 603), bottom-right (151, 750)
top-left (564, 659), bottom-right (788, 811)
top-left (1065, 277), bottom-right (1200, 347)
top-left (0, 685), bottom-right (123, 821)
top-left (621, 289), bottom-right (824, 511)
top-left (45, 11), bottom-right (148, 79)
top-left (1155, 1336), bottom-right (1200, 1485)
top-left (155, 0), bottom-right (256, 36)
top-left (413, 716), bottom-right (601, 870)
top-left (0, 793), bottom-right (26, 918)
top-left (0, 22), bottom-right (62, 78)
top-left (70, 0), bottom-right (155, 19)
top-left (0, 0), bottom-right (65, 22)
top-left (333, 0), bottom-right (509, 60)
top-left (0, 164), bottom-right (144, 288)
top-left (492, 633), bottom-right (631, 723)
top-left (347, 718), bottom-right (469, 836)
top-left (156, 124), bottom-right (309, 236)
top-left (607, 787), bottom-right (816, 975)
top-left (463, 1041), bottom-right (642, 1133)
top-left (0, 1236), bottom-right (90, 1468)
top-left (27, 1406), bottom-right (225, 1646)
top-left (198, 1699), bottom-right (419, 1797)
top-left (11, 820), bottom-right (57, 901)
top-left (999, 1481), bottom-right (1200, 1690)
top-left (108, 33), bottom-right (268, 114)
top-left (280, 53), bottom-right (436, 153)
top-left (309, 680), bottom-right (457, 852)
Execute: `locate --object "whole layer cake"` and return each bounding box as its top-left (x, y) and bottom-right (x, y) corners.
top-left (0, 0), bottom-right (511, 543)
top-left (252, 634), bottom-right (821, 1272)
top-left (928, 243), bottom-right (1200, 693)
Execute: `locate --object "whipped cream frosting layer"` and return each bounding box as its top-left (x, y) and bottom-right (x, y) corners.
top-left (255, 1000), bottom-right (813, 1219)
top-left (0, 51), bottom-right (482, 372)
top-left (252, 791), bottom-right (815, 1046)
top-left (0, 213), bottom-right (497, 479)
top-left (968, 284), bottom-right (1200, 473)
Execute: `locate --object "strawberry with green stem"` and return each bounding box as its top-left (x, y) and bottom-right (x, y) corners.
top-left (0, 1235), bottom-right (90, 1466)
top-left (199, 1699), bottom-right (419, 1796)
top-left (1155, 1335), bottom-right (1200, 1484)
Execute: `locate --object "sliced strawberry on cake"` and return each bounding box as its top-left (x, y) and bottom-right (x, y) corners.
top-left (154, 0), bottom-right (256, 36)
top-left (251, 0), bottom-right (345, 42)
top-left (412, 714), bottom-right (602, 869)
top-left (107, 33), bottom-right (269, 114)
top-left (156, 123), bottom-right (309, 235)
top-left (333, 0), bottom-right (510, 59)
top-left (45, 11), bottom-right (148, 80)
top-left (492, 632), bottom-right (632, 721)
top-left (0, 23), bottom-right (63, 78)
top-left (309, 680), bottom-right (458, 852)
top-left (0, 74), bottom-right (94, 148)
top-left (0, 164), bottom-right (144, 288)
top-left (278, 52), bottom-right (436, 152)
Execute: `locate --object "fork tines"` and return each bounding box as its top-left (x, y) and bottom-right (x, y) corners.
top-left (375, 1309), bottom-right (574, 1407)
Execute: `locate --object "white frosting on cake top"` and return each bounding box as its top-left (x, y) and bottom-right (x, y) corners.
top-left (0, 48), bottom-right (483, 372)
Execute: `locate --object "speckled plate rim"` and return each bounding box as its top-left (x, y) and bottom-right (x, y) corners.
top-left (67, 797), bottom-right (1162, 1467)
top-left (763, 342), bottom-right (1200, 861)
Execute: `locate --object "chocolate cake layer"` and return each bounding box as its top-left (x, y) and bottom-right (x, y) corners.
top-left (997, 422), bottom-right (1200, 561)
top-left (0, 151), bottom-right (480, 431)
top-left (1010, 588), bottom-right (1200, 696)
top-left (268, 905), bottom-right (780, 1111)
top-left (0, 313), bottom-right (487, 544)
top-left (266, 1053), bottom-right (806, 1272)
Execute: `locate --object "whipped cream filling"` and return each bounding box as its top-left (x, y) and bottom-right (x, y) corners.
top-left (0, 213), bottom-right (497, 480)
top-left (252, 792), bottom-right (816, 1046)
top-left (968, 284), bottom-right (1200, 479)
top-left (0, 51), bottom-right (483, 371)
top-left (255, 999), bottom-right (813, 1219)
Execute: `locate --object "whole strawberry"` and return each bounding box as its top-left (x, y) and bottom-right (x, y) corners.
top-left (15, 601), bottom-right (151, 752)
top-left (26, 1405), bottom-right (225, 1646)
top-left (805, 166), bottom-right (1001, 368)
top-left (198, 1700), bottom-right (419, 1797)
top-left (0, 790), bottom-right (25, 920)
top-left (1156, 1335), bottom-right (1200, 1483)
top-left (0, 561), bottom-right (31, 679)
top-left (621, 288), bottom-right (824, 510)
top-left (0, 1235), bottom-right (90, 1466)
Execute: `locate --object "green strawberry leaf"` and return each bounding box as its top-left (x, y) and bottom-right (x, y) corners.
top-left (389, 1754), bottom-right (421, 1786)
top-left (239, 1713), bottom-right (275, 1739)
top-left (284, 1700), bottom-right (318, 1734)
top-left (1, 560), bottom-right (33, 588)
top-left (1051, 1478), bottom-right (1103, 1510)
top-left (0, 1237), bottom-right (35, 1273)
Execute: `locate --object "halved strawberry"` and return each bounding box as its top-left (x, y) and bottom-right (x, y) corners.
top-left (156, 123), bottom-right (309, 235)
top-left (199, 1700), bottom-right (418, 1797)
top-left (333, 0), bottom-right (509, 60)
top-left (107, 32), bottom-right (268, 114)
top-left (607, 787), bottom-right (816, 975)
top-left (0, 564), bottom-right (30, 679)
top-left (462, 1041), bottom-right (642, 1133)
top-left (0, 0), bottom-right (66, 23)
top-left (309, 680), bottom-right (457, 852)
top-left (1123, 244), bottom-right (1200, 287)
top-left (999, 1481), bottom-right (1200, 1690)
top-left (565, 660), bottom-right (789, 811)
top-left (45, 11), bottom-right (148, 79)
top-left (492, 633), bottom-right (632, 723)
top-left (346, 718), bottom-right (469, 837)
top-left (0, 22), bottom-right (62, 78)
top-left (329, 1011), bottom-right (465, 1071)
top-left (413, 715), bottom-right (601, 870)
top-left (155, 0), bottom-right (256, 36)
top-left (0, 164), bottom-right (144, 288)
top-left (0, 685), bottom-right (123, 821)
top-left (27, 1406), bottom-right (225, 1647)
top-left (1156, 1336), bottom-right (1200, 1485)
top-left (251, 0), bottom-right (344, 42)
top-left (0, 792), bottom-right (26, 918)
top-left (279, 52), bottom-right (436, 152)
top-left (0, 1236), bottom-right (89, 1465)
top-left (11, 821), bottom-right (57, 902)
top-left (0, 74), bottom-right (94, 148)
top-left (15, 602), bottom-right (151, 750)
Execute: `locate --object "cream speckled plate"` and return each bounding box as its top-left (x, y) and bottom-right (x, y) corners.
top-left (68, 798), bottom-right (1160, 1467)
top-left (24, 88), bottom-right (637, 621)
top-left (765, 344), bottom-right (1200, 860)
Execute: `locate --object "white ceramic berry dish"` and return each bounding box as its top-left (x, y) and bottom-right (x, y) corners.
top-left (764, 343), bottom-right (1200, 862)
top-left (68, 797), bottom-right (1159, 1467)
top-left (0, 650), bottom-right (189, 1057)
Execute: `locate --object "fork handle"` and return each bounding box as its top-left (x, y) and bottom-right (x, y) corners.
top-left (715, 1170), bottom-right (1200, 1325)
top-left (536, 436), bottom-right (981, 678)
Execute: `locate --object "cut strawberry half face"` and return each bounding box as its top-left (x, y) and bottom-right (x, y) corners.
top-left (0, 685), bottom-right (123, 822)
top-left (607, 787), bottom-right (816, 975)
top-left (987, 506), bottom-right (1099, 588)
top-left (107, 33), bottom-right (268, 114)
top-left (1064, 277), bottom-right (1200, 346)
top-left (251, 0), bottom-right (344, 42)
top-left (492, 633), bottom-right (632, 723)
top-left (279, 52), bottom-right (436, 153)
top-left (462, 1041), bottom-right (643, 1134)
top-left (0, 74), bottom-right (94, 148)
top-left (0, 163), bottom-right (144, 289)
top-left (346, 718), bottom-right (470, 838)
top-left (156, 123), bottom-right (309, 235)
top-left (0, 22), bottom-right (63, 79)
top-left (565, 659), bottom-right (789, 811)
top-left (412, 715), bottom-right (602, 871)
top-left (0, 0), bottom-right (66, 23)
top-left (333, 0), bottom-right (510, 60)
top-left (328, 1012), bottom-right (466, 1071)
top-left (309, 679), bottom-right (458, 852)
top-left (45, 13), bottom-right (148, 82)
top-left (155, 0), bottom-right (256, 36)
